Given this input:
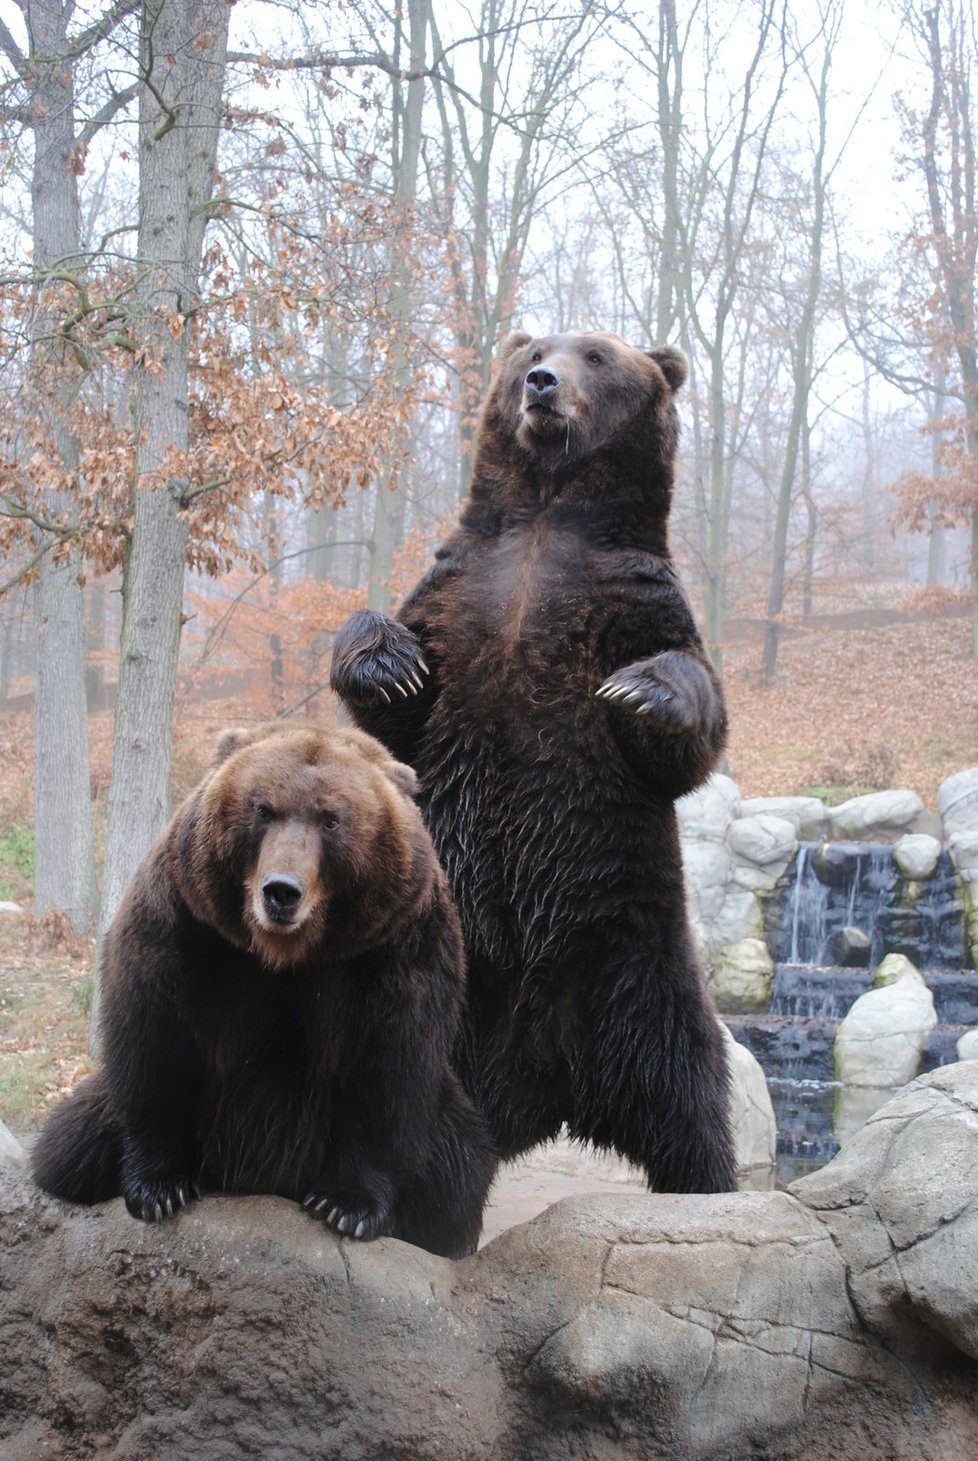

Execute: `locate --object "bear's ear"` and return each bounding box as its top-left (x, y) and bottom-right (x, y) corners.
top-left (646, 344), bottom-right (689, 394)
top-left (498, 331), bottom-right (531, 360)
top-left (212, 726), bottom-right (254, 766)
top-left (382, 758), bottom-right (418, 798)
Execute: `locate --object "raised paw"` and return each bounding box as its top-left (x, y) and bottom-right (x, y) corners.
top-left (330, 610), bottom-right (429, 707)
top-left (123, 1174), bottom-right (200, 1223)
top-left (303, 1190), bottom-right (394, 1242)
top-left (595, 651), bottom-right (717, 735)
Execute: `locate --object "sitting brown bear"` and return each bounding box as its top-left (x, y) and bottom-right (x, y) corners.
top-left (32, 722), bottom-right (494, 1259)
top-left (331, 330), bottom-right (736, 1195)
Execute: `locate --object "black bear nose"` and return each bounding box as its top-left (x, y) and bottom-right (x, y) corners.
top-left (262, 875), bottom-right (303, 914)
top-left (525, 366), bottom-right (560, 398)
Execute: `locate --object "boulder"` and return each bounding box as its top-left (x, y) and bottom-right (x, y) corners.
top-left (708, 937), bottom-right (775, 1014)
top-left (948, 829), bottom-right (978, 877)
top-left (793, 1065), bottom-right (978, 1364)
top-left (893, 833), bottom-right (942, 881)
top-left (676, 772), bottom-right (741, 842)
top-left (811, 841), bottom-right (861, 887)
top-left (0, 1122), bottom-right (26, 1169)
top-left (829, 790), bottom-right (932, 843)
top-left (739, 795), bottom-right (830, 841)
top-left (0, 901), bottom-right (23, 916)
top-left (872, 952), bottom-right (919, 988)
top-left (958, 1030), bottom-right (978, 1061)
top-left (938, 766), bottom-right (978, 838)
top-left (834, 957), bottom-right (936, 1087)
top-left (729, 813), bottom-right (797, 892)
top-left (827, 926), bottom-right (871, 968)
top-left (4, 1066), bottom-right (978, 1459)
top-left (720, 1023), bottom-right (776, 1171)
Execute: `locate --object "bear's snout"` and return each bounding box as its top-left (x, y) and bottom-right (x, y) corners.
top-left (524, 364), bottom-right (560, 406)
top-left (261, 874), bottom-right (304, 922)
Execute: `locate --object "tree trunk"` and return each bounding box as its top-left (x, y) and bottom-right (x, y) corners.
top-left (98, 0), bottom-right (228, 1023)
top-left (27, 0), bottom-right (98, 932)
top-left (366, 0), bottom-right (429, 614)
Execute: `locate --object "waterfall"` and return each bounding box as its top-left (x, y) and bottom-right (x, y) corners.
top-left (776, 843), bottom-right (968, 972)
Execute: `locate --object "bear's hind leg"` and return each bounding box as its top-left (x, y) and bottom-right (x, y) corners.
top-left (573, 967), bottom-right (737, 1195)
top-left (31, 1073), bottom-right (122, 1205)
top-left (393, 1076), bottom-right (496, 1259)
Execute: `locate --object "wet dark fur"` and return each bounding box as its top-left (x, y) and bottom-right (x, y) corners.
top-left (331, 331), bottom-right (736, 1195)
top-left (32, 723), bottom-right (494, 1258)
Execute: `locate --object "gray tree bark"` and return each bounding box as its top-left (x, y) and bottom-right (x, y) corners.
top-left (366, 0), bottom-right (429, 615)
top-left (98, 0), bottom-right (228, 1015)
top-left (26, 0), bottom-right (98, 931)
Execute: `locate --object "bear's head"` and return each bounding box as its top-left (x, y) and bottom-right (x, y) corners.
top-left (485, 330), bottom-right (688, 476)
top-left (169, 722), bottom-right (434, 968)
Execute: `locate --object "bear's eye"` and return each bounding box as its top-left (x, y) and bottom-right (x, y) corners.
top-left (320, 811), bottom-right (340, 831)
top-left (586, 351), bottom-right (603, 365)
top-left (530, 351), bottom-right (542, 363)
top-left (255, 803), bottom-right (273, 822)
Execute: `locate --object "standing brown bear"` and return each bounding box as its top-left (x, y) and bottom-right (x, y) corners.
top-left (32, 722), bottom-right (494, 1258)
top-left (330, 330), bottom-right (736, 1194)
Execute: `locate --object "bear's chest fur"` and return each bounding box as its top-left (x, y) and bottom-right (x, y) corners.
top-left (429, 513), bottom-right (659, 710)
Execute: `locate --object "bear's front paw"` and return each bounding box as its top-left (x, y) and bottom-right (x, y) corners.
top-left (596, 652), bottom-right (713, 735)
top-left (123, 1174), bottom-right (200, 1223)
top-left (330, 610), bottom-right (429, 706)
top-left (303, 1190), bottom-right (394, 1242)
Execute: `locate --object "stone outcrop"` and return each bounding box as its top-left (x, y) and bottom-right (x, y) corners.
top-left (708, 937), bottom-right (775, 1013)
top-left (3, 1064), bottom-right (978, 1460)
top-left (721, 1022), bottom-right (777, 1171)
top-left (893, 832), bottom-right (941, 880)
top-left (834, 954), bottom-right (937, 1086)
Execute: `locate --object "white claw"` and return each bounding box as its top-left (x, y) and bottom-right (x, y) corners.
top-left (354, 1219), bottom-right (367, 1239)
top-left (395, 682), bottom-right (409, 698)
top-left (377, 686), bottom-right (391, 704)
top-left (417, 656), bottom-right (430, 675)
top-left (327, 1206), bottom-right (340, 1224)
top-left (636, 703), bottom-right (651, 715)
top-left (410, 671), bottom-right (424, 691)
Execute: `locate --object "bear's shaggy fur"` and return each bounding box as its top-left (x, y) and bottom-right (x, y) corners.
top-left (32, 722), bottom-right (494, 1258)
top-left (331, 330), bottom-right (736, 1194)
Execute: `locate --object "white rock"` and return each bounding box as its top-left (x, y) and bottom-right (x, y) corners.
top-left (893, 833), bottom-right (942, 881)
top-left (834, 961), bottom-right (937, 1087)
top-left (0, 1120), bottom-right (26, 1168)
top-left (829, 790), bottom-right (926, 842)
top-left (728, 813), bottom-right (797, 867)
top-left (948, 831), bottom-right (978, 878)
top-left (703, 887), bottom-right (764, 964)
top-left (873, 952), bottom-right (920, 988)
top-left (0, 901), bottom-right (24, 916)
top-left (709, 938), bottom-right (774, 1013)
top-left (957, 1030), bottom-right (978, 1061)
top-left (739, 796), bottom-right (829, 841)
top-left (938, 767), bottom-right (978, 838)
top-left (676, 773), bottom-right (741, 842)
top-left (720, 1023), bottom-right (777, 1171)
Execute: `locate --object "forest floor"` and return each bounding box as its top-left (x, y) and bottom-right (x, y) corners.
top-left (1, 605), bottom-right (976, 1146)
